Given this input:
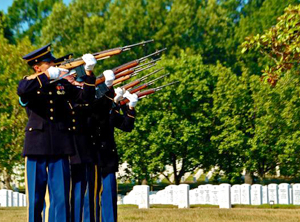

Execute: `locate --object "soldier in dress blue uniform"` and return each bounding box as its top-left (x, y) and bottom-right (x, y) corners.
top-left (17, 44), bottom-right (97, 222)
top-left (68, 70), bottom-right (115, 222)
top-left (83, 81), bottom-right (138, 222)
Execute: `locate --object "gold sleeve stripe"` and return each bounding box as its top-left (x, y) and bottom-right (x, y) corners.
top-left (37, 76), bottom-right (43, 88)
top-left (84, 82), bottom-right (96, 87)
top-left (127, 114), bottom-right (135, 118)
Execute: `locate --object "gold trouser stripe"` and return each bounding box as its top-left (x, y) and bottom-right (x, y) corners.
top-left (94, 165), bottom-right (98, 220)
top-left (44, 185), bottom-right (50, 222)
top-left (44, 167), bottom-right (50, 222)
top-left (37, 76), bottom-right (43, 88)
top-left (25, 157), bottom-right (29, 222)
top-left (84, 82), bottom-right (95, 87)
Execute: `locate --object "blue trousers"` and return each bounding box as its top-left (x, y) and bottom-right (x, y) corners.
top-left (70, 163), bottom-right (90, 222)
top-left (25, 156), bottom-right (70, 222)
top-left (83, 166), bottom-right (117, 222)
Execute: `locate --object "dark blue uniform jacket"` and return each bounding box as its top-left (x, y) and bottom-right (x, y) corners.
top-left (90, 88), bottom-right (136, 174)
top-left (17, 73), bottom-right (95, 156)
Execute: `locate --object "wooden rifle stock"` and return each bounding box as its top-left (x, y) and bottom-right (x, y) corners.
top-left (122, 79), bottom-right (141, 90)
top-left (95, 69), bottom-right (133, 87)
top-left (119, 80), bottom-right (178, 106)
top-left (114, 69), bottom-right (135, 79)
top-left (128, 73), bottom-right (170, 93)
top-left (119, 89), bottom-right (155, 106)
top-left (111, 48), bottom-right (166, 74)
top-left (113, 75), bottom-right (131, 85)
top-left (129, 84), bottom-right (148, 93)
top-left (112, 60), bottom-right (139, 74)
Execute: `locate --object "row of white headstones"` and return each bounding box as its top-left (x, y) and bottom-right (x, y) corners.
top-left (0, 189), bottom-right (27, 207)
top-left (120, 183), bottom-right (300, 209)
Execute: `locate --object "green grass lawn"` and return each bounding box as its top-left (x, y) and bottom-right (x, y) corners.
top-left (2, 205), bottom-right (300, 222)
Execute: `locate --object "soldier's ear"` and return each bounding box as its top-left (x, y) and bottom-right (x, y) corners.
top-left (33, 64), bottom-right (41, 72)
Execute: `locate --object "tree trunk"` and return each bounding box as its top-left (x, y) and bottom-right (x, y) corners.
top-left (142, 179), bottom-right (148, 185)
top-left (3, 170), bottom-right (12, 189)
top-left (244, 171), bottom-right (253, 184)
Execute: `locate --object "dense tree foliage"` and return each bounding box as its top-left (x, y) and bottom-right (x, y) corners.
top-left (0, 0), bottom-right (299, 186)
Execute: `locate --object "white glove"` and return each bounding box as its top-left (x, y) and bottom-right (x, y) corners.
top-left (47, 67), bottom-right (69, 80)
top-left (82, 54), bottom-right (97, 71)
top-left (103, 70), bottom-right (115, 87)
top-left (124, 91), bottom-right (138, 108)
top-left (114, 87), bottom-right (125, 103)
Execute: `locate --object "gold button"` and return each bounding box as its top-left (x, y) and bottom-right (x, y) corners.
top-left (37, 91), bottom-right (41, 94)
top-left (50, 117), bottom-right (54, 120)
top-left (72, 119), bottom-right (76, 123)
top-left (50, 100), bottom-right (53, 104)
top-left (73, 126), bottom-right (76, 130)
top-left (29, 127), bottom-right (33, 131)
top-left (49, 92), bottom-right (52, 95)
top-left (50, 108), bottom-right (54, 112)
top-left (72, 111), bottom-right (75, 115)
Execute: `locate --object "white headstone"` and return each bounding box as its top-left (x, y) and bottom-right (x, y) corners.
top-left (137, 185), bottom-right (149, 209)
top-left (165, 185), bottom-right (177, 205)
top-left (24, 194), bottom-right (27, 207)
top-left (289, 186), bottom-right (293, 205)
top-left (218, 183), bottom-right (231, 209)
top-left (204, 184), bottom-right (213, 204)
top-left (293, 184), bottom-right (300, 205)
top-left (268, 183), bottom-right (278, 204)
top-left (0, 189), bottom-right (9, 207)
top-left (12, 192), bottom-right (19, 207)
top-left (117, 194), bottom-right (123, 205)
top-left (278, 183), bottom-right (290, 205)
top-left (7, 190), bottom-right (13, 207)
top-left (198, 185), bottom-right (205, 204)
top-left (177, 184), bottom-right (189, 208)
top-left (240, 184), bottom-right (251, 205)
top-left (20, 194), bottom-right (25, 207)
top-left (251, 184), bottom-right (262, 205)
top-left (231, 185), bottom-right (241, 205)
top-left (262, 186), bottom-right (268, 204)
top-left (210, 185), bottom-right (219, 205)
top-left (189, 189), bottom-right (198, 205)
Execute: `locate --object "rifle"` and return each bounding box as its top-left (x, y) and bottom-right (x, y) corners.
top-left (48, 40), bottom-right (154, 82)
top-left (95, 59), bottom-right (159, 86)
top-left (128, 73), bottom-right (170, 94)
top-left (114, 68), bottom-right (164, 89)
top-left (114, 58), bottom-right (160, 79)
top-left (59, 39), bottom-right (154, 69)
top-left (119, 81), bottom-right (179, 106)
top-left (111, 48), bottom-right (166, 74)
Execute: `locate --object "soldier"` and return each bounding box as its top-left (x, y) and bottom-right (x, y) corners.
top-left (69, 70), bottom-right (115, 222)
top-left (17, 44), bottom-right (96, 222)
top-left (84, 84), bottom-right (138, 222)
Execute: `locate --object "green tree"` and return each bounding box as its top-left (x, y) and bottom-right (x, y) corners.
top-left (6, 0), bottom-right (62, 44)
top-left (116, 52), bottom-right (218, 185)
top-left (0, 35), bottom-right (33, 188)
top-left (242, 4), bottom-right (300, 84)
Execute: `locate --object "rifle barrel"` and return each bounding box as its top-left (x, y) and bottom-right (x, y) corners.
top-left (138, 48), bottom-right (167, 62)
top-left (123, 39), bottom-right (154, 50)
